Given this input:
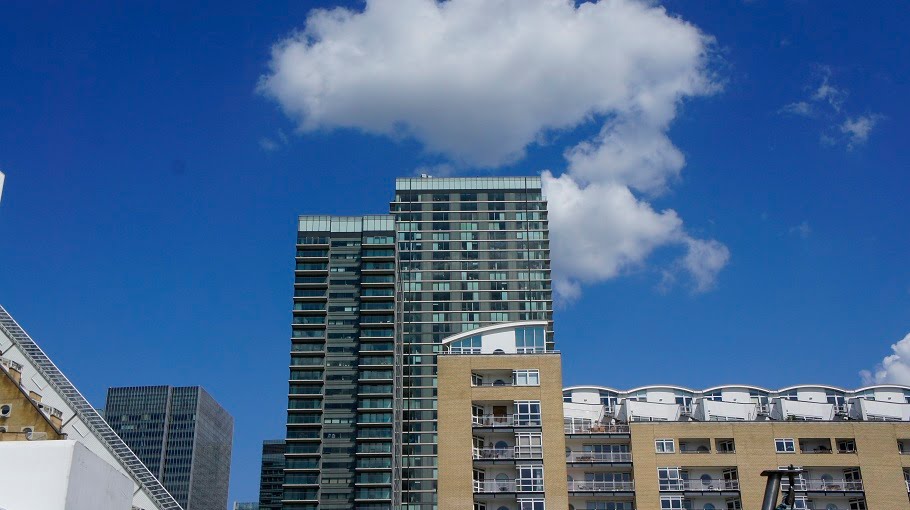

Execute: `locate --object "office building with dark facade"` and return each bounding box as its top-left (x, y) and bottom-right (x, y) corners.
top-left (105, 385), bottom-right (234, 510)
top-left (259, 439), bottom-right (286, 510)
top-left (284, 176), bottom-right (552, 510)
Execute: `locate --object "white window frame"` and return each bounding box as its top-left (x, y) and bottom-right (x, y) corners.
top-left (514, 369), bottom-right (540, 386)
top-left (656, 438), bottom-right (676, 453)
top-left (515, 433), bottom-right (543, 459)
top-left (775, 438), bottom-right (796, 453)
top-left (518, 498), bottom-right (545, 510)
top-left (660, 495), bottom-right (685, 509)
top-left (516, 464), bottom-right (544, 492)
top-left (514, 401), bottom-right (542, 426)
top-left (658, 467), bottom-right (684, 490)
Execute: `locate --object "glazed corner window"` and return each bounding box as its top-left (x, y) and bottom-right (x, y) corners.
top-left (513, 369), bottom-right (540, 386)
top-left (655, 439), bottom-right (675, 453)
top-left (515, 327), bottom-right (546, 353)
top-left (449, 335), bottom-right (481, 354)
top-left (775, 438), bottom-right (795, 453)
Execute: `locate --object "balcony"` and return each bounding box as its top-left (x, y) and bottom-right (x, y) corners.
top-left (693, 398), bottom-right (758, 421)
top-left (681, 479), bottom-right (740, 492)
top-left (564, 422), bottom-right (630, 434)
top-left (567, 480), bottom-right (635, 492)
top-left (799, 438), bottom-right (833, 454)
top-left (473, 479), bottom-right (543, 493)
top-left (472, 447), bottom-right (542, 461)
top-left (784, 479), bottom-right (864, 492)
top-left (850, 397), bottom-right (910, 421)
top-left (565, 451), bottom-right (632, 463)
top-left (771, 398), bottom-right (835, 421)
top-left (473, 415), bottom-right (542, 427)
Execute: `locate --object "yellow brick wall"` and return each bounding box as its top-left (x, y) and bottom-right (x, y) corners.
top-left (438, 353), bottom-right (568, 509)
top-left (0, 368), bottom-right (64, 441)
top-left (630, 421), bottom-right (910, 509)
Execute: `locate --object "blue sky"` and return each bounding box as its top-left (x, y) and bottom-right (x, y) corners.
top-left (1, 0), bottom-right (908, 505)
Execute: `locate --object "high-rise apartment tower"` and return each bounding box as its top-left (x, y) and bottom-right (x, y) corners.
top-left (284, 177), bottom-right (551, 510)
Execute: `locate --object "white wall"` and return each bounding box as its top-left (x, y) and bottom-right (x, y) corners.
top-left (0, 441), bottom-right (132, 510)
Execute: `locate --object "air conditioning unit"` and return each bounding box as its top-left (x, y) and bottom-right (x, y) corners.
top-left (0, 404), bottom-right (11, 417)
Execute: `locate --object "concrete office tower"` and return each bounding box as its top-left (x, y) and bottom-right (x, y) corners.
top-left (391, 176), bottom-right (553, 509)
top-left (286, 215), bottom-right (396, 510)
top-left (0, 304), bottom-right (182, 510)
top-left (105, 386), bottom-right (234, 510)
top-left (258, 439), bottom-right (285, 510)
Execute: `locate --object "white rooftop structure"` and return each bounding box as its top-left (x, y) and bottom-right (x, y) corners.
top-left (0, 440), bottom-right (132, 510)
top-left (563, 383), bottom-right (910, 423)
top-left (0, 304), bottom-right (182, 510)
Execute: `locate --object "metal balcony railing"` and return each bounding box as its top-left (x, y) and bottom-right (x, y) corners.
top-left (473, 415), bottom-right (542, 427)
top-left (564, 423), bottom-right (630, 434)
top-left (565, 451), bottom-right (632, 463)
top-left (679, 479), bottom-right (740, 491)
top-left (782, 479), bottom-right (864, 491)
top-left (473, 480), bottom-right (544, 493)
top-left (473, 448), bottom-right (514, 460)
top-left (567, 480), bottom-right (634, 492)
top-left (679, 448), bottom-right (712, 454)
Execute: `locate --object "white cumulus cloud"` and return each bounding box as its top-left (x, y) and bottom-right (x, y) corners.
top-left (860, 333), bottom-right (910, 385)
top-left (260, 0), bottom-right (729, 299)
top-left (840, 114), bottom-right (881, 149)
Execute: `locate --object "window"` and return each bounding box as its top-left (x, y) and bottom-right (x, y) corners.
top-left (515, 401), bottom-right (542, 426)
top-left (660, 496), bottom-right (685, 509)
top-left (725, 500), bottom-right (742, 510)
top-left (848, 499), bottom-right (866, 510)
top-left (518, 500), bottom-right (545, 510)
top-left (658, 468), bottom-right (684, 490)
top-left (585, 503), bottom-right (630, 510)
top-left (514, 369), bottom-right (540, 386)
top-left (656, 439), bottom-right (676, 453)
top-left (515, 327), bottom-right (546, 353)
top-left (516, 465), bottom-right (544, 492)
top-left (775, 438), bottom-right (795, 453)
top-left (515, 433), bottom-right (543, 459)
top-left (837, 439), bottom-right (857, 453)
top-left (717, 439), bottom-right (736, 453)
top-left (449, 335), bottom-right (481, 354)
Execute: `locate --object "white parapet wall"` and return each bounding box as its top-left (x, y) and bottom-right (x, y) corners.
top-left (0, 440), bottom-right (132, 510)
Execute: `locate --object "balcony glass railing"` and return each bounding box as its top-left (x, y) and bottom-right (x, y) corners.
top-left (782, 479), bottom-right (864, 491)
top-left (680, 479), bottom-right (740, 491)
top-left (566, 480), bottom-right (635, 492)
top-left (473, 479), bottom-right (544, 493)
top-left (473, 415), bottom-right (542, 427)
top-left (564, 423), bottom-right (630, 434)
top-left (565, 451), bottom-right (632, 463)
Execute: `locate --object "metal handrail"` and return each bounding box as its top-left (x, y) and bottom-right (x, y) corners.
top-left (473, 415), bottom-right (542, 427)
top-left (564, 423), bottom-right (630, 434)
top-left (473, 479), bottom-right (545, 493)
top-left (567, 480), bottom-right (634, 491)
top-left (782, 479), bottom-right (864, 491)
top-left (565, 451), bottom-right (632, 462)
top-left (680, 479), bottom-right (740, 491)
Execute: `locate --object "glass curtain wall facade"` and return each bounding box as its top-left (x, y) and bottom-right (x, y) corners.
top-left (390, 177), bottom-right (553, 510)
top-left (104, 386), bottom-right (234, 510)
top-left (259, 440), bottom-right (285, 510)
top-left (286, 215), bottom-right (396, 510)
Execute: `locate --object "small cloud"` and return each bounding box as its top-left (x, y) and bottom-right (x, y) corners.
top-left (840, 114), bottom-right (882, 149)
top-left (789, 220), bottom-right (811, 239)
top-left (259, 129), bottom-right (291, 153)
top-left (811, 69), bottom-right (847, 112)
top-left (259, 137), bottom-right (280, 152)
top-left (860, 332), bottom-right (910, 385)
top-left (779, 101), bottom-right (813, 117)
